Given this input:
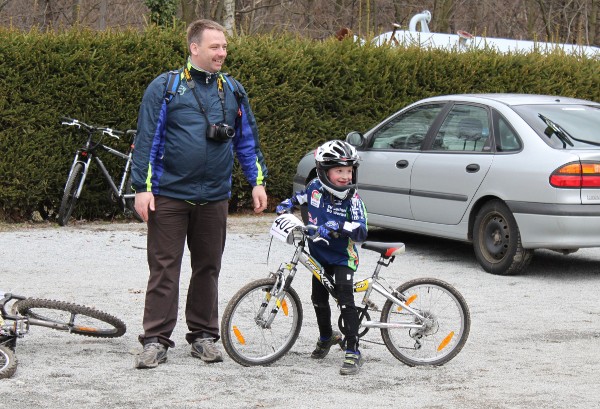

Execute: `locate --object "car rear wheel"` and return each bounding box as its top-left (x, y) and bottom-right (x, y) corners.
top-left (473, 200), bottom-right (532, 275)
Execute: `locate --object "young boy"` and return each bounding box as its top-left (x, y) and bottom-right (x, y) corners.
top-left (276, 140), bottom-right (368, 375)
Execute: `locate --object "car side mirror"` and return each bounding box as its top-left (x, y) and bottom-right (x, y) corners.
top-left (346, 131), bottom-right (365, 148)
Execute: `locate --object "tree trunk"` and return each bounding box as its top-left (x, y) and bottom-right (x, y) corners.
top-left (181, 0), bottom-right (198, 26)
top-left (223, 0), bottom-right (235, 35)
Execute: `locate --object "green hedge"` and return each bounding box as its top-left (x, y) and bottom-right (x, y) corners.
top-left (1, 26), bottom-right (598, 222)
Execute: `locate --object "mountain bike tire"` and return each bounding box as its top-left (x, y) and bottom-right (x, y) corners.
top-left (221, 278), bottom-right (303, 366)
top-left (57, 162), bottom-right (85, 226)
top-left (12, 298), bottom-right (126, 338)
top-left (380, 277), bottom-right (470, 366)
top-left (0, 345), bottom-right (17, 379)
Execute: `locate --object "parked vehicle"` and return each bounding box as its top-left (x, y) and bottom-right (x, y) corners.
top-left (293, 94), bottom-right (600, 275)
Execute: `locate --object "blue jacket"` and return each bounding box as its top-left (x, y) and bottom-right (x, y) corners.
top-left (292, 179), bottom-right (368, 270)
top-left (131, 59), bottom-right (267, 202)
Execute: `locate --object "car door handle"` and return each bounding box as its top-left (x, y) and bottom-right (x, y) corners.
top-left (396, 160), bottom-right (409, 169)
top-left (466, 164), bottom-right (480, 173)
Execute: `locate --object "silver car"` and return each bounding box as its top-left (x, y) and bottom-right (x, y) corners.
top-left (293, 94), bottom-right (600, 275)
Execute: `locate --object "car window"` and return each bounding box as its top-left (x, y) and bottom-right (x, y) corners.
top-left (495, 114), bottom-right (522, 152)
top-left (512, 104), bottom-right (600, 149)
top-left (370, 104), bottom-right (444, 150)
top-left (432, 105), bottom-right (491, 152)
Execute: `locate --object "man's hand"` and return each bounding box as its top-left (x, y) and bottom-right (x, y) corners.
top-left (134, 191), bottom-right (155, 222)
top-left (252, 185), bottom-right (267, 213)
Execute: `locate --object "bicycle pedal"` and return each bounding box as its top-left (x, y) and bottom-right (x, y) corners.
top-left (363, 298), bottom-right (379, 311)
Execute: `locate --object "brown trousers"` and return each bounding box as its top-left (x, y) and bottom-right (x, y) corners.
top-left (139, 196), bottom-right (228, 348)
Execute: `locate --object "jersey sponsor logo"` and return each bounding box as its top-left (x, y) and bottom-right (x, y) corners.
top-left (310, 190), bottom-right (322, 207)
top-left (327, 203), bottom-right (348, 217)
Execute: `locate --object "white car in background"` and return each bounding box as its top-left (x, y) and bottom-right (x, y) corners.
top-left (293, 94), bottom-right (600, 275)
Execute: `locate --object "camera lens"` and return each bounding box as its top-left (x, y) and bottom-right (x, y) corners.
top-left (223, 125), bottom-right (235, 138)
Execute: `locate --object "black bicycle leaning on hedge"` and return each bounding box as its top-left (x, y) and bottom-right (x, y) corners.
top-left (221, 213), bottom-right (470, 367)
top-left (57, 117), bottom-right (142, 226)
top-left (0, 291), bottom-right (126, 379)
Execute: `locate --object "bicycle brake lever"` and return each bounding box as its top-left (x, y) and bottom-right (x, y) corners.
top-left (312, 236), bottom-right (330, 245)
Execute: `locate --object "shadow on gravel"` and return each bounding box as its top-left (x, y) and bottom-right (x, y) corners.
top-left (366, 227), bottom-right (600, 279)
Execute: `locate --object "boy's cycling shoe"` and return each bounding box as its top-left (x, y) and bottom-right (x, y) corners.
top-left (311, 330), bottom-right (343, 359)
top-left (339, 350), bottom-right (362, 375)
top-left (191, 338), bottom-right (224, 363)
top-left (135, 342), bottom-right (167, 369)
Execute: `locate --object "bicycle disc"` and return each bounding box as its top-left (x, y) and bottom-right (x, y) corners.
top-left (0, 345), bottom-right (17, 379)
top-left (221, 278), bottom-right (303, 366)
top-left (12, 298), bottom-right (126, 338)
top-left (380, 278), bottom-right (470, 366)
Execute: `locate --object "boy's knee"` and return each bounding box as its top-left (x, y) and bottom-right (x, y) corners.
top-left (336, 283), bottom-right (355, 308)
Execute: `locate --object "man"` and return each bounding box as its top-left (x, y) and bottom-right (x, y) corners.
top-left (131, 19), bottom-right (268, 369)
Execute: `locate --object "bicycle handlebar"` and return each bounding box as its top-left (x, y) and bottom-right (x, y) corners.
top-left (60, 117), bottom-right (126, 140)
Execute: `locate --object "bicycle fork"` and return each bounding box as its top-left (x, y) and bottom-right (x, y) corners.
top-left (255, 246), bottom-right (307, 329)
top-left (65, 152), bottom-right (92, 199)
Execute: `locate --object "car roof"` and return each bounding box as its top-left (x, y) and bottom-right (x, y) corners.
top-left (419, 93), bottom-right (600, 107)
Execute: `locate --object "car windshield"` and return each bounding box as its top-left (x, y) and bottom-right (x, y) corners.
top-left (513, 104), bottom-right (600, 149)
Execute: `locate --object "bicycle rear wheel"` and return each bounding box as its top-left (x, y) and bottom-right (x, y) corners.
top-left (0, 345), bottom-right (17, 379)
top-left (221, 278), bottom-right (303, 366)
top-left (380, 278), bottom-right (470, 366)
top-left (57, 162), bottom-right (85, 226)
top-left (12, 298), bottom-right (126, 338)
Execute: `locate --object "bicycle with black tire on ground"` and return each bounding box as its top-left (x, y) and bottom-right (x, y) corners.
top-left (221, 213), bottom-right (471, 367)
top-left (57, 117), bottom-right (142, 226)
top-left (0, 291), bottom-right (126, 379)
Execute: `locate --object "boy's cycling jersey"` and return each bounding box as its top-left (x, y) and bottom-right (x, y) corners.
top-left (293, 178), bottom-right (367, 270)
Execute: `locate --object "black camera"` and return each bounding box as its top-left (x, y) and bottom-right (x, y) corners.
top-left (206, 123), bottom-right (235, 142)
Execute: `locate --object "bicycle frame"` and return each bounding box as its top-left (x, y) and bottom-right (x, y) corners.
top-left (64, 129), bottom-right (135, 210)
top-left (0, 293), bottom-right (29, 346)
top-left (263, 232), bottom-right (430, 332)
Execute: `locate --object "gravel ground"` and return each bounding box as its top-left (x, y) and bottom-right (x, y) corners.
top-left (1, 213), bottom-right (599, 408)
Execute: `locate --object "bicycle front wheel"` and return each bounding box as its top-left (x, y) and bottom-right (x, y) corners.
top-left (57, 162), bottom-right (85, 226)
top-left (0, 345), bottom-right (17, 379)
top-left (12, 298), bottom-right (126, 338)
top-left (380, 278), bottom-right (470, 366)
top-left (221, 278), bottom-right (303, 366)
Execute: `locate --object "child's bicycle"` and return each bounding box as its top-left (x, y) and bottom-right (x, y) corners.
top-left (221, 213), bottom-right (470, 367)
top-left (0, 291), bottom-right (126, 379)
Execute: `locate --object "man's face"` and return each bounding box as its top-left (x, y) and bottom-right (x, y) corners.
top-left (190, 29), bottom-right (227, 73)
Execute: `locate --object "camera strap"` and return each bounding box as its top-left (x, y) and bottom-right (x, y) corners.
top-left (183, 67), bottom-right (227, 124)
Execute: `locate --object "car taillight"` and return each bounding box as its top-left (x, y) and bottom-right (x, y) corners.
top-left (550, 162), bottom-right (600, 188)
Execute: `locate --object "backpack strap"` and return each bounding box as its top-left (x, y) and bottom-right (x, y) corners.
top-left (220, 73), bottom-right (244, 115)
top-left (164, 69), bottom-right (181, 104)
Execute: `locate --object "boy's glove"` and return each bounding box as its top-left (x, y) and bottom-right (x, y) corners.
top-left (317, 221), bottom-right (340, 240)
top-left (276, 198), bottom-right (294, 215)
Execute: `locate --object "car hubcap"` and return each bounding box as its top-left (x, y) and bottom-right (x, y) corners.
top-left (483, 214), bottom-right (509, 261)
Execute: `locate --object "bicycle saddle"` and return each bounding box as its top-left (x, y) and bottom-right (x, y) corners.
top-left (361, 242), bottom-right (405, 258)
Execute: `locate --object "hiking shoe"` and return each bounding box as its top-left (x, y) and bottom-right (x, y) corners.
top-left (191, 338), bottom-right (223, 363)
top-left (135, 342), bottom-right (167, 369)
top-left (339, 351), bottom-right (362, 375)
top-left (311, 330), bottom-right (343, 359)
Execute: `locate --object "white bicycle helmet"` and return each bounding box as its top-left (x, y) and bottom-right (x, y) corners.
top-left (314, 140), bottom-right (359, 199)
